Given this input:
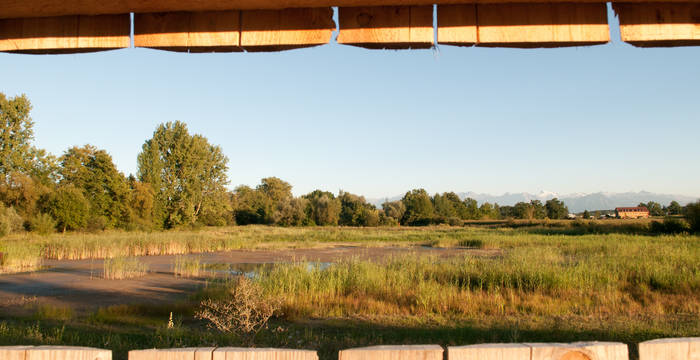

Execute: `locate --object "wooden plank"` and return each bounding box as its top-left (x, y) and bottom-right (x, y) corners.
top-left (437, 4), bottom-right (477, 46)
top-left (337, 6), bottom-right (433, 49)
top-left (134, 11), bottom-right (241, 52)
top-left (338, 345), bottom-right (443, 360)
top-left (528, 342), bottom-right (628, 360)
top-left (212, 347), bottom-right (318, 360)
top-left (447, 343), bottom-right (530, 360)
top-left (129, 348), bottom-right (216, 360)
top-left (241, 8), bottom-right (334, 51)
top-left (0, 14), bottom-right (129, 54)
top-left (639, 338), bottom-right (700, 360)
top-left (476, 3), bottom-right (610, 47)
top-left (2, 0), bottom-right (700, 20)
top-left (0, 346), bottom-right (33, 360)
top-left (614, 3), bottom-right (700, 47)
top-left (27, 346), bottom-right (111, 360)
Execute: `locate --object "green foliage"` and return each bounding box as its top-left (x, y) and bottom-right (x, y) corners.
top-left (686, 201), bottom-right (700, 233)
top-left (582, 210), bottom-right (590, 219)
top-left (401, 189), bottom-right (434, 225)
top-left (381, 200), bottom-right (405, 223)
top-left (0, 93), bottom-right (34, 176)
top-left (667, 201), bottom-right (682, 216)
top-left (28, 213), bottom-right (57, 235)
top-left (274, 197), bottom-right (308, 226)
top-left (0, 204), bottom-right (24, 237)
top-left (41, 184), bottom-right (90, 232)
top-left (60, 145), bottom-right (132, 229)
top-left (650, 217), bottom-right (690, 234)
top-left (639, 201), bottom-right (665, 216)
top-left (338, 191), bottom-right (379, 227)
top-left (137, 121), bottom-right (229, 228)
top-left (304, 190), bottom-right (341, 226)
top-left (545, 198), bottom-right (569, 219)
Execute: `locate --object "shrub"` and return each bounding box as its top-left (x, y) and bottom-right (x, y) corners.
top-left (28, 213), bottom-right (57, 235)
top-left (195, 276), bottom-right (280, 345)
top-left (0, 205), bottom-right (24, 237)
top-left (686, 201), bottom-right (700, 233)
top-left (86, 216), bottom-right (108, 232)
top-left (650, 217), bottom-right (690, 234)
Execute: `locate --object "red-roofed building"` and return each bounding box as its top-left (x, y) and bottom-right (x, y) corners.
top-left (615, 207), bottom-right (650, 219)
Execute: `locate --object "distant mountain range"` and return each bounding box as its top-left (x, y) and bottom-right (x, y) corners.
top-left (368, 191), bottom-right (699, 213)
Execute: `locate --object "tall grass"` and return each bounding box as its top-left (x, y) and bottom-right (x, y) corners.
top-left (174, 256), bottom-right (203, 278)
top-left (103, 257), bottom-right (148, 280)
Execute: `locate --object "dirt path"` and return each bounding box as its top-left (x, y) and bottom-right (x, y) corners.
top-left (0, 246), bottom-right (494, 313)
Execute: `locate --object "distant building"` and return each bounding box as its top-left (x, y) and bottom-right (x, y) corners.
top-left (615, 207), bottom-right (650, 219)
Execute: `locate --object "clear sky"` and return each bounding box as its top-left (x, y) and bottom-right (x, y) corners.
top-left (1, 6), bottom-right (699, 199)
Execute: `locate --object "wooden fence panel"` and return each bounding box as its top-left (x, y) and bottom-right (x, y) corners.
top-left (134, 11), bottom-right (241, 52)
top-left (338, 345), bottom-right (443, 360)
top-left (212, 347), bottom-right (318, 360)
top-left (638, 338), bottom-right (700, 360)
top-left (0, 14), bottom-right (129, 53)
top-left (240, 8), bottom-right (335, 51)
top-left (614, 3), bottom-right (700, 47)
top-left (475, 3), bottom-right (609, 47)
top-left (337, 6), bottom-right (433, 49)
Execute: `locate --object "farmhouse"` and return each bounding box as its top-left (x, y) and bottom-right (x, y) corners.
top-left (615, 207), bottom-right (650, 219)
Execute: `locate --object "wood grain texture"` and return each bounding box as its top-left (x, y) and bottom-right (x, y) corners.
top-left (528, 342), bottom-right (628, 360)
top-left (241, 8), bottom-right (334, 51)
top-left (338, 345), bottom-right (443, 360)
top-left (638, 338), bottom-right (700, 360)
top-left (129, 348), bottom-right (216, 360)
top-left (476, 3), bottom-right (609, 47)
top-left (2, 0), bottom-right (700, 20)
top-left (0, 346), bottom-right (33, 360)
top-left (337, 6), bottom-right (433, 49)
top-left (0, 14), bottom-right (129, 53)
top-left (614, 3), bottom-right (700, 46)
top-left (27, 346), bottom-right (111, 360)
top-left (134, 11), bottom-right (241, 52)
top-left (437, 4), bottom-right (477, 46)
top-left (448, 343), bottom-right (531, 360)
top-left (212, 347), bottom-right (318, 360)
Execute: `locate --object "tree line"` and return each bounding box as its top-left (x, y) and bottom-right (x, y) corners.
top-left (1, 93), bottom-right (699, 235)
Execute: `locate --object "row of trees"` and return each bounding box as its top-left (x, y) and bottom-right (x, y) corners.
top-left (2, 93), bottom-right (699, 235)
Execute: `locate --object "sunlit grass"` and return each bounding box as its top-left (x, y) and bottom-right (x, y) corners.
top-left (103, 257), bottom-right (148, 280)
top-left (173, 256), bottom-right (203, 278)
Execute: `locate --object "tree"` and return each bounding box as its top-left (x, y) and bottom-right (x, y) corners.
top-left (545, 198), bottom-right (569, 219)
top-left (41, 184), bottom-right (89, 232)
top-left (639, 201), bottom-right (664, 217)
top-left (60, 145), bottom-right (131, 229)
top-left (338, 191), bottom-right (379, 227)
top-left (257, 177), bottom-right (292, 203)
top-left (273, 197), bottom-right (308, 226)
top-left (382, 200), bottom-right (405, 223)
top-left (137, 121), bottom-right (229, 228)
top-left (479, 202), bottom-right (498, 219)
top-left (667, 201), bottom-right (682, 216)
top-left (401, 189), bottom-right (434, 225)
top-left (0, 93), bottom-right (34, 177)
top-left (303, 190), bottom-right (341, 226)
top-left (530, 200), bottom-right (546, 219)
top-left (582, 210), bottom-right (590, 219)
top-left (685, 201), bottom-right (700, 233)
top-left (513, 202), bottom-right (534, 219)
top-left (462, 197), bottom-right (480, 220)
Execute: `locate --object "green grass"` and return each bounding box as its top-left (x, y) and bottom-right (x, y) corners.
top-left (173, 256), bottom-right (203, 278)
top-left (0, 225), bottom-right (699, 360)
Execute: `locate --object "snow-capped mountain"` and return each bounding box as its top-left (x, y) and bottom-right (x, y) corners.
top-left (368, 191), bottom-right (698, 213)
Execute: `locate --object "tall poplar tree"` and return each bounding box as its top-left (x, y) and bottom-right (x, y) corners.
top-left (137, 121), bottom-right (229, 228)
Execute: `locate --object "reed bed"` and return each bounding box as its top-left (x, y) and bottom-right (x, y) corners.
top-left (173, 256), bottom-right (203, 278)
top-left (103, 257), bottom-right (149, 280)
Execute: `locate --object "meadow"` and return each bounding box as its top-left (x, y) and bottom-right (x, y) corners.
top-left (0, 223), bottom-right (698, 360)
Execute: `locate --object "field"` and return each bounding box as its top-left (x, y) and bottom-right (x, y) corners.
top-left (0, 222), bottom-right (698, 360)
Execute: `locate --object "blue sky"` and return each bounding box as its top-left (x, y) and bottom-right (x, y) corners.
top-left (1, 7), bottom-right (699, 199)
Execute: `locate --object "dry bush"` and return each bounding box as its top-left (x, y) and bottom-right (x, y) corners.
top-left (195, 276), bottom-right (280, 345)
